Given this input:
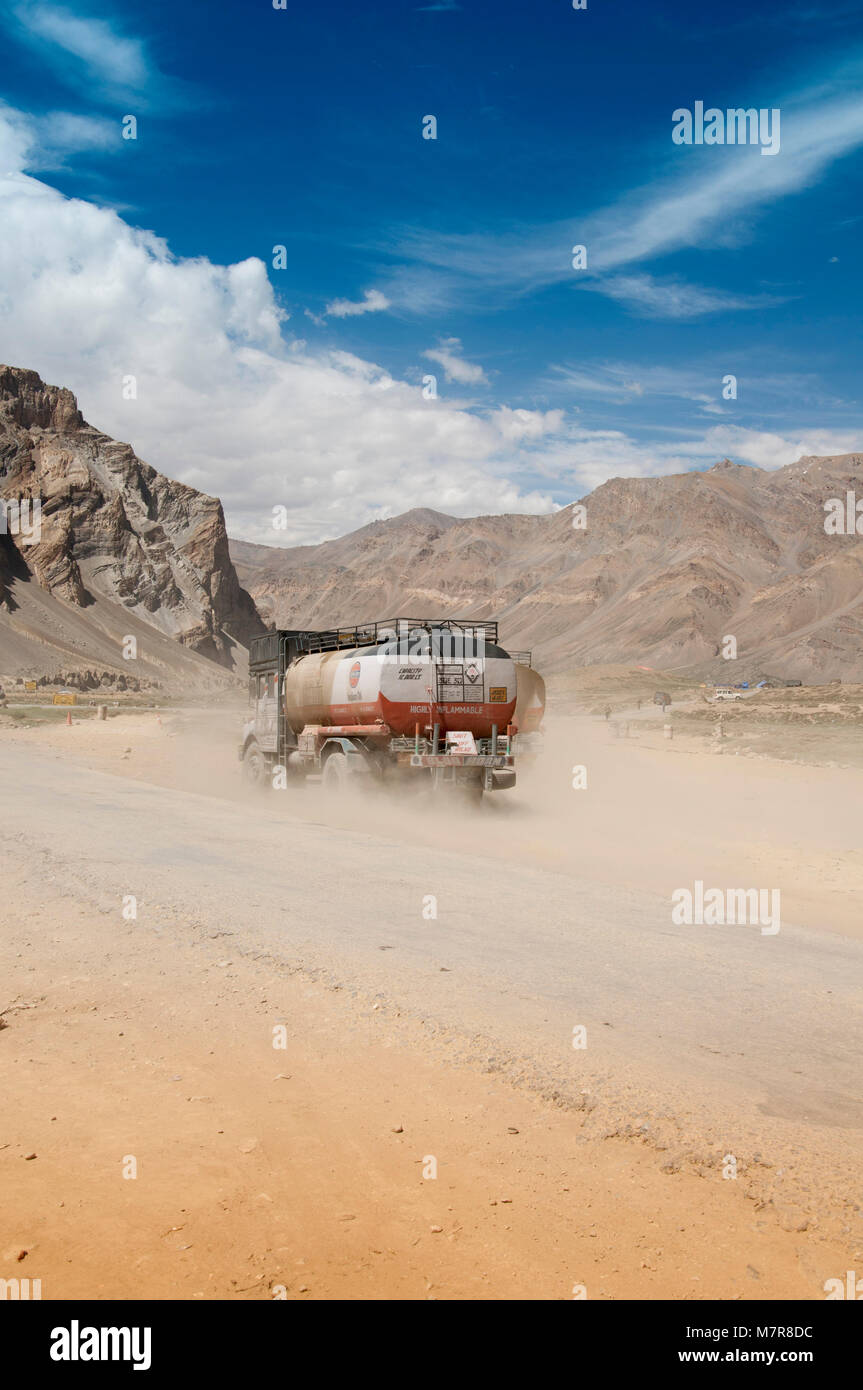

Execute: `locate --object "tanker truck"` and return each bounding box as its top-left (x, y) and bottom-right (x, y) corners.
top-left (239, 618), bottom-right (535, 802)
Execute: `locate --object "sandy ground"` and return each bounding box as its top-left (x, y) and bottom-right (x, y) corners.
top-left (7, 701), bottom-right (861, 940)
top-left (1, 705), bottom-right (861, 1299)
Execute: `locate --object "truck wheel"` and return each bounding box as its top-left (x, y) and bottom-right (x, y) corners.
top-left (321, 749), bottom-right (349, 792)
top-left (242, 740), bottom-right (268, 789)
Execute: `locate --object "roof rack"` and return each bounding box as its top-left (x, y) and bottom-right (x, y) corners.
top-left (249, 618), bottom-right (501, 670)
top-left (300, 617), bottom-right (498, 654)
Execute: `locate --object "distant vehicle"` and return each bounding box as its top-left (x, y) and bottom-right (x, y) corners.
top-left (653, 691), bottom-right (671, 710)
top-left (751, 674), bottom-right (803, 689)
top-left (713, 687), bottom-right (744, 702)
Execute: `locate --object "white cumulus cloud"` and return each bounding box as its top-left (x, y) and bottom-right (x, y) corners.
top-left (0, 117), bottom-right (559, 544)
top-left (422, 337), bottom-right (488, 385)
top-left (324, 288), bottom-right (391, 318)
top-left (0, 109), bottom-right (853, 549)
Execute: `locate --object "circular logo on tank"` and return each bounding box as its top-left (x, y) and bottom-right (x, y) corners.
top-left (349, 660), bottom-right (361, 688)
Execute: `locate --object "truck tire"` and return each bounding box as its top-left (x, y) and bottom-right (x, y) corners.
top-left (242, 740), bottom-right (268, 789)
top-left (321, 749), bottom-right (349, 792)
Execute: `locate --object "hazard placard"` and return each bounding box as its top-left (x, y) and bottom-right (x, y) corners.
top-left (446, 730), bottom-right (477, 755)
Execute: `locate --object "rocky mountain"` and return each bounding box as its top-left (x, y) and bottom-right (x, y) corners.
top-left (231, 455), bottom-right (863, 682)
top-left (0, 366), bottom-right (264, 686)
top-left (5, 360), bottom-right (858, 687)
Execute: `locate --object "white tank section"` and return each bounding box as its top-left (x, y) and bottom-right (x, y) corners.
top-left (285, 634), bottom-right (518, 738)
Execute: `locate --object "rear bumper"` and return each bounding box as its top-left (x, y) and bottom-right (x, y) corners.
top-left (398, 752), bottom-right (515, 769)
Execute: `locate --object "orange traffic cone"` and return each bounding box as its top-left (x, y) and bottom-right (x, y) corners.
top-left (66, 711), bottom-right (72, 726)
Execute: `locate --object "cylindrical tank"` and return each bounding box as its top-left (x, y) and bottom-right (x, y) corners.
top-left (285, 634), bottom-right (518, 738)
top-left (514, 662), bottom-right (546, 734)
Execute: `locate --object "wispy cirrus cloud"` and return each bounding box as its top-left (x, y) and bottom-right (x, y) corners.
top-left (383, 72), bottom-right (863, 319)
top-left (549, 360), bottom-right (851, 417)
top-left (0, 100), bottom-right (118, 171)
top-left (12, 3), bottom-right (149, 91)
top-left (587, 273), bottom-right (785, 319)
top-left (5, 2), bottom-right (192, 109)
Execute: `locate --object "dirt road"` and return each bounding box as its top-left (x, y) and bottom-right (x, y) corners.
top-left (1, 718), bottom-right (861, 1298)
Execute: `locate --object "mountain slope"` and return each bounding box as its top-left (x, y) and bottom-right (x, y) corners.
top-left (0, 366), bottom-right (265, 685)
top-left (231, 455), bottom-right (863, 680)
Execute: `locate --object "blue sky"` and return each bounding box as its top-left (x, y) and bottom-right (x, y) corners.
top-left (0, 0), bottom-right (862, 542)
